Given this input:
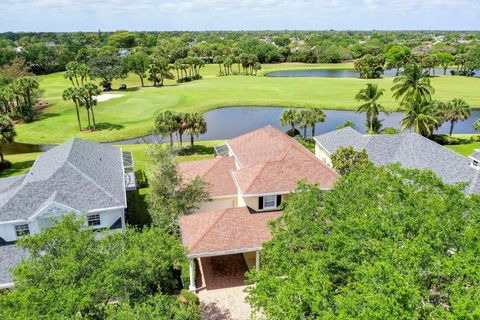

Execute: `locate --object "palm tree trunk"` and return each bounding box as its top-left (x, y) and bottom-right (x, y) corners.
top-left (86, 107), bottom-right (91, 128)
top-left (449, 121), bottom-right (455, 137)
top-left (75, 103), bottom-right (82, 131)
top-left (0, 151), bottom-right (4, 163)
top-left (303, 127), bottom-right (307, 139)
top-left (140, 76), bottom-right (145, 87)
top-left (190, 134), bottom-right (194, 150)
top-left (90, 106), bottom-right (96, 131)
top-left (169, 132), bottom-right (173, 149)
top-left (312, 125), bottom-right (316, 137)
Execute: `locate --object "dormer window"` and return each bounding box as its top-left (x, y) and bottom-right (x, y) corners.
top-left (258, 195), bottom-right (282, 211)
top-left (469, 150), bottom-right (480, 170)
top-left (15, 224), bottom-right (30, 237)
top-left (87, 214), bottom-right (101, 227)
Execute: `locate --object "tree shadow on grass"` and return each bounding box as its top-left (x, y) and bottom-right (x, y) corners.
top-left (0, 160), bottom-right (35, 178)
top-left (178, 144), bottom-right (215, 157)
top-left (95, 122), bottom-right (125, 131)
top-left (35, 112), bottom-right (61, 121)
top-left (126, 189), bottom-right (151, 227)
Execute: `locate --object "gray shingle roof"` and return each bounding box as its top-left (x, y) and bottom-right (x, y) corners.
top-left (315, 127), bottom-right (480, 193)
top-left (0, 139), bottom-right (126, 222)
top-left (0, 244), bottom-right (27, 285)
top-left (469, 150), bottom-right (480, 161)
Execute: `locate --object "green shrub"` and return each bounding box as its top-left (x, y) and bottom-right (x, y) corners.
top-left (12, 103), bottom-right (35, 123)
top-left (0, 160), bottom-right (12, 171)
top-left (134, 169), bottom-right (148, 188)
top-left (470, 135), bottom-right (480, 142)
top-left (432, 134), bottom-right (465, 145)
top-left (180, 259), bottom-right (190, 289)
top-left (179, 289), bottom-right (199, 306)
top-left (383, 127), bottom-right (398, 134)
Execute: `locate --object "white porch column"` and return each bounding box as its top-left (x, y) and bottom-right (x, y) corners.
top-left (255, 251), bottom-right (260, 272)
top-left (188, 258), bottom-right (196, 292)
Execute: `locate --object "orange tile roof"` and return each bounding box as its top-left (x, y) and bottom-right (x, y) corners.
top-left (227, 126), bottom-right (338, 194)
top-left (177, 157), bottom-right (237, 197)
top-left (232, 158), bottom-right (338, 195)
top-left (227, 125), bottom-right (317, 167)
top-left (180, 207), bottom-right (281, 257)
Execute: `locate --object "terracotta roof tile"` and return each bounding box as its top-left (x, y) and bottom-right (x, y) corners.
top-left (227, 125), bottom-right (316, 167)
top-left (178, 157), bottom-right (237, 197)
top-left (227, 126), bottom-right (338, 194)
top-left (180, 207), bottom-right (281, 257)
top-left (232, 159), bottom-right (338, 195)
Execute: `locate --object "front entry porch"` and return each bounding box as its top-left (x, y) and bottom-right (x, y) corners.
top-left (188, 251), bottom-right (260, 292)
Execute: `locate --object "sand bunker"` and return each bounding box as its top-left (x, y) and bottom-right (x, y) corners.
top-left (95, 94), bottom-right (123, 102)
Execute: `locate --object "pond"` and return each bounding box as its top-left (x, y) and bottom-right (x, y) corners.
top-left (266, 68), bottom-right (480, 78)
top-left (4, 106), bottom-right (479, 155)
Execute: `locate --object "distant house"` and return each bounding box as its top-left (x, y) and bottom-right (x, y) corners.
top-left (314, 127), bottom-right (480, 193)
top-left (178, 126), bottom-right (338, 291)
top-left (0, 139), bottom-right (135, 289)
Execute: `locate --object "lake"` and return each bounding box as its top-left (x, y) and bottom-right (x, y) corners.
top-left (266, 68), bottom-right (480, 78)
top-left (4, 106), bottom-right (479, 155)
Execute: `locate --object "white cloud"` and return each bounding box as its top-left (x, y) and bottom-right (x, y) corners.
top-left (0, 0), bottom-right (478, 30)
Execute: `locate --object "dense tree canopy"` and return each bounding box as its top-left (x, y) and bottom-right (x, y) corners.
top-left (0, 31), bottom-right (478, 77)
top-left (247, 164), bottom-right (480, 319)
top-left (146, 145), bottom-right (209, 234)
top-left (0, 216), bottom-right (200, 319)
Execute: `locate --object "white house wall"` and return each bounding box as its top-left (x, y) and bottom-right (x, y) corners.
top-left (315, 143), bottom-right (333, 167)
top-left (195, 198), bottom-right (236, 213)
top-left (0, 223), bottom-right (18, 242)
top-left (93, 208), bottom-right (125, 229)
top-left (0, 208), bottom-right (125, 243)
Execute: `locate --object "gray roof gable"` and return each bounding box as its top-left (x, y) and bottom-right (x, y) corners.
top-left (315, 128), bottom-right (480, 193)
top-left (0, 139), bottom-right (126, 222)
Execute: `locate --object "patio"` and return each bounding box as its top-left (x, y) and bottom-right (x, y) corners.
top-left (197, 254), bottom-right (249, 291)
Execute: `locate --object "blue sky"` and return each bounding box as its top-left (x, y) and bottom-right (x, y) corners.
top-left (1, 0), bottom-right (479, 32)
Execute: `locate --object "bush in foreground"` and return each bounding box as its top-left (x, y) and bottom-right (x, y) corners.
top-left (0, 216), bottom-right (201, 320)
top-left (247, 164), bottom-right (480, 319)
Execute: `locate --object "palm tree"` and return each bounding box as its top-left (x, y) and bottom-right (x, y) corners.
top-left (185, 113), bottom-right (207, 151)
top-left (392, 63), bottom-right (435, 103)
top-left (299, 109), bottom-right (312, 139)
top-left (79, 82), bottom-right (101, 131)
top-left (473, 119), bottom-right (480, 132)
top-left (310, 108), bottom-right (326, 137)
top-left (176, 112), bottom-right (188, 146)
top-left (279, 109), bottom-right (300, 133)
top-left (442, 98), bottom-right (471, 137)
top-left (355, 83), bottom-right (386, 133)
top-left (0, 115), bottom-right (15, 164)
top-left (155, 111), bottom-right (179, 148)
top-left (62, 87), bottom-right (82, 131)
top-left (400, 98), bottom-right (440, 137)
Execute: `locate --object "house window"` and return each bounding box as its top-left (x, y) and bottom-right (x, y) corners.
top-left (15, 224), bottom-right (30, 237)
top-left (87, 214), bottom-right (101, 227)
top-left (263, 195), bottom-right (277, 209)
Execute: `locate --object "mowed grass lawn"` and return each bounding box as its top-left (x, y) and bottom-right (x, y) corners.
top-left (16, 63), bottom-right (480, 143)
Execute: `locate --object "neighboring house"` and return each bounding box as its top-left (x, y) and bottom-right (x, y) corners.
top-left (179, 126), bottom-right (338, 291)
top-left (0, 138), bottom-right (135, 289)
top-left (314, 127), bottom-right (480, 193)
